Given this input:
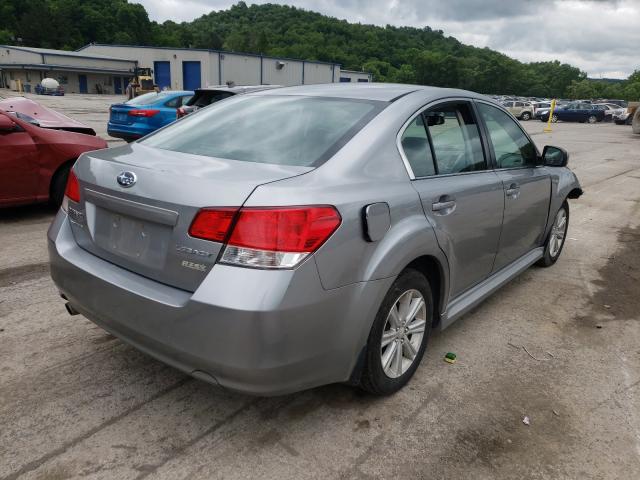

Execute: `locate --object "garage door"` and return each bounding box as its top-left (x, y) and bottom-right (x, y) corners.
top-left (154, 61), bottom-right (171, 90)
top-left (182, 61), bottom-right (201, 90)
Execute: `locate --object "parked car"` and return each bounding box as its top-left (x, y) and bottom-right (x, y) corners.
top-left (540, 103), bottom-right (606, 123)
top-left (49, 84), bottom-right (582, 396)
top-left (593, 103), bottom-right (626, 122)
top-left (0, 109), bottom-right (107, 207)
top-left (502, 100), bottom-right (534, 120)
top-left (107, 90), bottom-right (193, 142)
top-left (177, 84), bottom-right (281, 118)
top-left (532, 102), bottom-right (551, 119)
top-left (0, 97), bottom-right (97, 135)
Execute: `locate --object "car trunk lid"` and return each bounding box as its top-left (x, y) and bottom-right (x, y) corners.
top-left (69, 143), bottom-right (311, 292)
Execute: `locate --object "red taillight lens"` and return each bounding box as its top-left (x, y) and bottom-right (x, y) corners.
top-left (128, 109), bottom-right (160, 117)
top-left (188, 206), bottom-right (341, 269)
top-left (189, 208), bottom-right (238, 242)
top-left (228, 207), bottom-right (341, 253)
top-left (64, 169), bottom-right (80, 203)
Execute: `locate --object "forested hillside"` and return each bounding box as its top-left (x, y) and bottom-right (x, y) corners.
top-left (1, 1), bottom-right (638, 98)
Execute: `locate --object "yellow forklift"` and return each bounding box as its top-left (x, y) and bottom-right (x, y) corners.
top-left (126, 67), bottom-right (156, 99)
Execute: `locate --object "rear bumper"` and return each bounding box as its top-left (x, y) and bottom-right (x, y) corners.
top-left (48, 211), bottom-right (392, 396)
top-left (107, 122), bottom-right (153, 141)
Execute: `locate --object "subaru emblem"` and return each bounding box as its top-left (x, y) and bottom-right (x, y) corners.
top-left (117, 171), bottom-right (137, 188)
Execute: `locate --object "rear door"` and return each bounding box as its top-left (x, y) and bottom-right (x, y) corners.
top-left (0, 115), bottom-right (38, 205)
top-left (475, 101), bottom-right (551, 271)
top-left (402, 100), bottom-right (504, 298)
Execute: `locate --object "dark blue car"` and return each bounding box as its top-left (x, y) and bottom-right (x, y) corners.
top-left (540, 102), bottom-right (606, 124)
top-left (108, 90), bottom-right (193, 142)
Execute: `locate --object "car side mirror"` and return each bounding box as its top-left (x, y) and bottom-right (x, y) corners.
top-left (425, 112), bottom-right (445, 126)
top-left (542, 145), bottom-right (568, 167)
top-left (0, 115), bottom-right (17, 133)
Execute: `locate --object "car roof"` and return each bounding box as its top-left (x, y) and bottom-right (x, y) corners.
top-left (196, 85), bottom-right (281, 94)
top-left (252, 83), bottom-right (489, 102)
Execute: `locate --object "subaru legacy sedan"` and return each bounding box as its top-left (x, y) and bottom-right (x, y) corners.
top-left (48, 84), bottom-right (582, 396)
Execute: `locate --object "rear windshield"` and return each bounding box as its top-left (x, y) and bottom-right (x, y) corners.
top-left (189, 90), bottom-right (235, 107)
top-left (142, 95), bottom-right (383, 167)
top-left (126, 92), bottom-right (175, 106)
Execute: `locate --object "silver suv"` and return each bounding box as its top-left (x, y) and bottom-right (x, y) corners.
top-left (49, 84), bottom-right (583, 396)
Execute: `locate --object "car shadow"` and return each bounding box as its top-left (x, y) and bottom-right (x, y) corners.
top-left (0, 203), bottom-right (58, 224)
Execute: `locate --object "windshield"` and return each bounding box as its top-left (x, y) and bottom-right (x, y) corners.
top-left (126, 92), bottom-right (174, 106)
top-left (142, 95), bottom-right (383, 167)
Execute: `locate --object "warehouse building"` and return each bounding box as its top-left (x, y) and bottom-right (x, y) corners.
top-left (0, 45), bottom-right (137, 94)
top-left (0, 43), bottom-right (371, 94)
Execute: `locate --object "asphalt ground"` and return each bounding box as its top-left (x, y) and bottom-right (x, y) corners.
top-left (1, 90), bottom-right (639, 479)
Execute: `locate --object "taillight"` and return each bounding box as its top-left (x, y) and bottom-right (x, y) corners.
top-left (189, 208), bottom-right (238, 242)
top-left (128, 109), bottom-right (160, 117)
top-left (61, 169), bottom-right (80, 212)
top-left (189, 206), bottom-right (341, 269)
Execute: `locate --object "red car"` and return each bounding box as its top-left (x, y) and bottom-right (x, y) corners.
top-left (0, 102), bottom-right (107, 207)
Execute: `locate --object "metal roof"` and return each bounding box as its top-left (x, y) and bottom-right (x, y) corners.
top-left (1, 45), bottom-right (136, 63)
top-left (77, 43), bottom-right (341, 67)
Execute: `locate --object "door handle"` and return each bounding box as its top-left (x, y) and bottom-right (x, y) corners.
top-left (432, 195), bottom-right (456, 213)
top-left (505, 183), bottom-right (520, 198)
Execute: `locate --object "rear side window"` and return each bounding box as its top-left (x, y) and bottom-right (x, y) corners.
top-left (142, 95), bottom-right (382, 167)
top-left (400, 115), bottom-right (436, 177)
top-left (190, 91), bottom-right (234, 107)
top-left (477, 103), bottom-right (537, 168)
top-left (425, 103), bottom-right (486, 175)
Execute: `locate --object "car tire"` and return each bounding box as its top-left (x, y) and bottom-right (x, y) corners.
top-left (551, 114), bottom-right (558, 123)
top-left (587, 115), bottom-right (597, 124)
top-left (537, 201), bottom-right (569, 267)
top-left (359, 268), bottom-right (433, 395)
top-left (50, 162), bottom-right (73, 207)
top-left (521, 112), bottom-right (531, 121)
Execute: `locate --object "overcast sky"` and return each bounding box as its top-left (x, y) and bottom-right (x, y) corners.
top-left (136, 0), bottom-right (640, 79)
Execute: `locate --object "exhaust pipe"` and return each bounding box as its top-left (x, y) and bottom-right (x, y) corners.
top-left (65, 302), bottom-right (79, 316)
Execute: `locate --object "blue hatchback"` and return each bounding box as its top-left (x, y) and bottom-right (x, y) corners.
top-left (107, 91), bottom-right (193, 142)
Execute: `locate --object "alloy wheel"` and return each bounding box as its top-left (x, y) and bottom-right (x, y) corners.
top-left (588, 115), bottom-right (597, 124)
top-left (551, 114), bottom-right (558, 123)
top-left (380, 289), bottom-right (426, 378)
top-left (549, 207), bottom-right (567, 258)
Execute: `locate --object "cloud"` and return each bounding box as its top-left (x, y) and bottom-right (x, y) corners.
top-left (135, 0), bottom-right (640, 78)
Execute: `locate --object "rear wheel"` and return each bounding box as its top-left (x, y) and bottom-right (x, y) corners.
top-left (587, 115), bottom-right (597, 124)
top-left (359, 269), bottom-right (433, 395)
top-left (537, 201), bottom-right (569, 267)
top-left (50, 163), bottom-right (72, 206)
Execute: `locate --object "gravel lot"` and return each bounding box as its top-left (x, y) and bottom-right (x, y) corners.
top-left (1, 91), bottom-right (639, 480)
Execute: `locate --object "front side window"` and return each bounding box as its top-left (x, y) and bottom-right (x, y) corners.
top-left (477, 103), bottom-right (538, 169)
top-left (425, 103), bottom-right (486, 175)
top-left (142, 95), bottom-right (382, 167)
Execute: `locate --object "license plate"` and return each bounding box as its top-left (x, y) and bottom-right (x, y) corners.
top-left (112, 112), bottom-right (127, 122)
top-left (92, 209), bottom-right (170, 266)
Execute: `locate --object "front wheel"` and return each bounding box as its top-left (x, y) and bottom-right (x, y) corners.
top-left (50, 163), bottom-right (72, 206)
top-left (359, 269), bottom-right (433, 395)
top-left (521, 112), bottom-right (531, 121)
top-left (587, 115), bottom-right (597, 124)
top-left (537, 202), bottom-right (569, 267)
top-left (551, 114), bottom-right (558, 123)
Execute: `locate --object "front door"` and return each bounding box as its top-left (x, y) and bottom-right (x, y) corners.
top-left (401, 101), bottom-right (504, 298)
top-left (476, 102), bottom-right (551, 271)
top-left (0, 116), bottom-right (38, 205)
top-left (114, 77), bottom-right (122, 94)
top-left (78, 74), bottom-right (88, 93)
